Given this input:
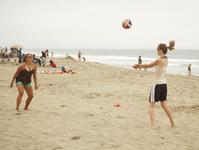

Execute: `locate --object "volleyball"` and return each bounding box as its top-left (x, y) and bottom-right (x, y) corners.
top-left (122, 19), bottom-right (132, 29)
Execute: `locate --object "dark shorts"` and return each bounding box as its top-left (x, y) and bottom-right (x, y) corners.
top-left (149, 84), bottom-right (167, 102)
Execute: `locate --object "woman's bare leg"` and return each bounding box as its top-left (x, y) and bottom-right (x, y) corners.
top-left (23, 86), bottom-right (33, 110)
top-left (16, 85), bottom-right (24, 111)
top-left (161, 101), bottom-right (175, 127)
top-left (149, 102), bottom-right (155, 127)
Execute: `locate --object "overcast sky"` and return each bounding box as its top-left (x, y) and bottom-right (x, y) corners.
top-left (0, 0), bottom-right (199, 49)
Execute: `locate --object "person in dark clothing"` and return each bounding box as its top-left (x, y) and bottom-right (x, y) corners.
top-left (41, 51), bottom-right (46, 66)
top-left (138, 56), bottom-right (142, 71)
top-left (45, 49), bottom-right (49, 57)
top-left (78, 51), bottom-right (81, 61)
top-left (32, 54), bottom-right (41, 66)
top-left (21, 54), bottom-right (25, 63)
top-left (10, 53), bottom-right (38, 112)
top-left (188, 64), bottom-right (191, 76)
top-left (18, 48), bottom-right (22, 63)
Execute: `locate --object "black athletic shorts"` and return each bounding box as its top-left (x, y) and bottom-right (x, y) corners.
top-left (149, 84), bottom-right (167, 102)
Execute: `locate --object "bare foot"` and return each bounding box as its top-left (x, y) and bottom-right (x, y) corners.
top-left (23, 107), bottom-right (30, 111)
top-left (150, 123), bottom-right (155, 128)
top-left (15, 109), bottom-right (22, 115)
top-left (171, 123), bottom-right (176, 128)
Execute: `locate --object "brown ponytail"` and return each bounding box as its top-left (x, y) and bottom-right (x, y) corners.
top-left (157, 40), bottom-right (175, 54)
top-left (167, 40), bottom-right (175, 51)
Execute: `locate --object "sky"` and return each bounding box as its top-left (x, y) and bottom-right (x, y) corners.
top-left (0, 0), bottom-right (199, 49)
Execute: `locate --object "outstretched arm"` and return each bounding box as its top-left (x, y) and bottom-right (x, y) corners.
top-left (133, 59), bottom-right (159, 69)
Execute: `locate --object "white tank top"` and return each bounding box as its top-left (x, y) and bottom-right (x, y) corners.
top-left (154, 59), bottom-right (167, 84)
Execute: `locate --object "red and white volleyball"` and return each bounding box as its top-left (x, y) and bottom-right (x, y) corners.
top-left (122, 19), bottom-right (132, 29)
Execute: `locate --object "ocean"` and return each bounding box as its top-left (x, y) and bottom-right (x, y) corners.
top-left (25, 49), bottom-right (199, 76)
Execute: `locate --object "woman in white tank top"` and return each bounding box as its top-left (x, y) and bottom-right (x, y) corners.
top-left (133, 40), bottom-right (175, 128)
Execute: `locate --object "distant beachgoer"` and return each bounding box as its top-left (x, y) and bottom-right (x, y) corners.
top-left (41, 51), bottom-right (46, 66)
top-left (5, 46), bottom-right (8, 53)
top-left (133, 40), bottom-right (176, 128)
top-left (10, 53), bottom-right (38, 111)
top-left (51, 51), bottom-right (54, 58)
top-left (65, 53), bottom-right (69, 58)
top-left (138, 56), bottom-right (142, 71)
top-left (32, 54), bottom-right (41, 66)
top-left (83, 57), bottom-right (86, 62)
top-left (45, 49), bottom-right (49, 57)
top-left (21, 54), bottom-right (25, 63)
top-left (48, 60), bottom-right (57, 68)
top-left (188, 64), bottom-right (191, 76)
top-left (78, 51), bottom-right (81, 60)
top-left (61, 66), bottom-right (75, 74)
top-left (18, 48), bottom-right (22, 63)
top-left (42, 51), bottom-right (46, 58)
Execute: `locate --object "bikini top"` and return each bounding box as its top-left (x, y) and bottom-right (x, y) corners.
top-left (16, 65), bottom-right (34, 84)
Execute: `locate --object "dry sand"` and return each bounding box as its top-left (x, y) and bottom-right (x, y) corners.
top-left (0, 58), bottom-right (199, 150)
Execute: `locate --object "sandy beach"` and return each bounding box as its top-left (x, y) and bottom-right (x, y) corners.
top-left (0, 58), bottom-right (199, 150)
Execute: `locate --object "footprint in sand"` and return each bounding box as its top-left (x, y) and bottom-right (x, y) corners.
top-left (88, 113), bottom-right (94, 116)
top-left (52, 146), bottom-right (63, 150)
top-left (161, 136), bottom-right (165, 139)
top-left (110, 144), bottom-right (120, 149)
top-left (49, 83), bottom-right (56, 86)
top-left (172, 105), bottom-right (199, 113)
top-left (116, 116), bottom-right (125, 119)
top-left (42, 132), bottom-right (48, 135)
top-left (71, 136), bottom-right (81, 140)
top-left (60, 105), bottom-right (67, 108)
top-left (100, 143), bottom-right (120, 149)
top-left (15, 112), bottom-right (22, 115)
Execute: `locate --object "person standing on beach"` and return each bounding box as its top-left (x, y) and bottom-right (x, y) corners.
top-left (83, 57), bottom-right (86, 62)
top-left (18, 48), bottom-right (22, 63)
top-left (10, 53), bottom-right (38, 111)
top-left (41, 51), bottom-right (46, 66)
top-left (138, 56), bottom-right (142, 71)
top-left (133, 41), bottom-right (175, 128)
top-left (45, 49), bottom-right (49, 58)
top-left (78, 51), bottom-right (82, 61)
top-left (32, 54), bottom-right (41, 66)
top-left (188, 64), bottom-right (191, 76)
top-left (51, 51), bottom-right (54, 58)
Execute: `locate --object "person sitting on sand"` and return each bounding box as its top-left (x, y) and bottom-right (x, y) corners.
top-left (10, 53), bottom-right (38, 111)
top-left (48, 60), bottom-right (57, 68)
top-left (132, 40), bottom-right (176, 128)
top-left (61, 66), bottom-right (75, 74)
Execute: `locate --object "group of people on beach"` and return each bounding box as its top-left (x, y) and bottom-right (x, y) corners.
top-left (10, 41), bottom-right (176, 128)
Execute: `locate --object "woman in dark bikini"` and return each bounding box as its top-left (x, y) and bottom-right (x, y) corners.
top-left (10, 53), bottom-right (38, 111)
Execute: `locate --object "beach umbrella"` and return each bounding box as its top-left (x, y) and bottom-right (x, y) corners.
top-left (10, 44), bottom-right (23, 49)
